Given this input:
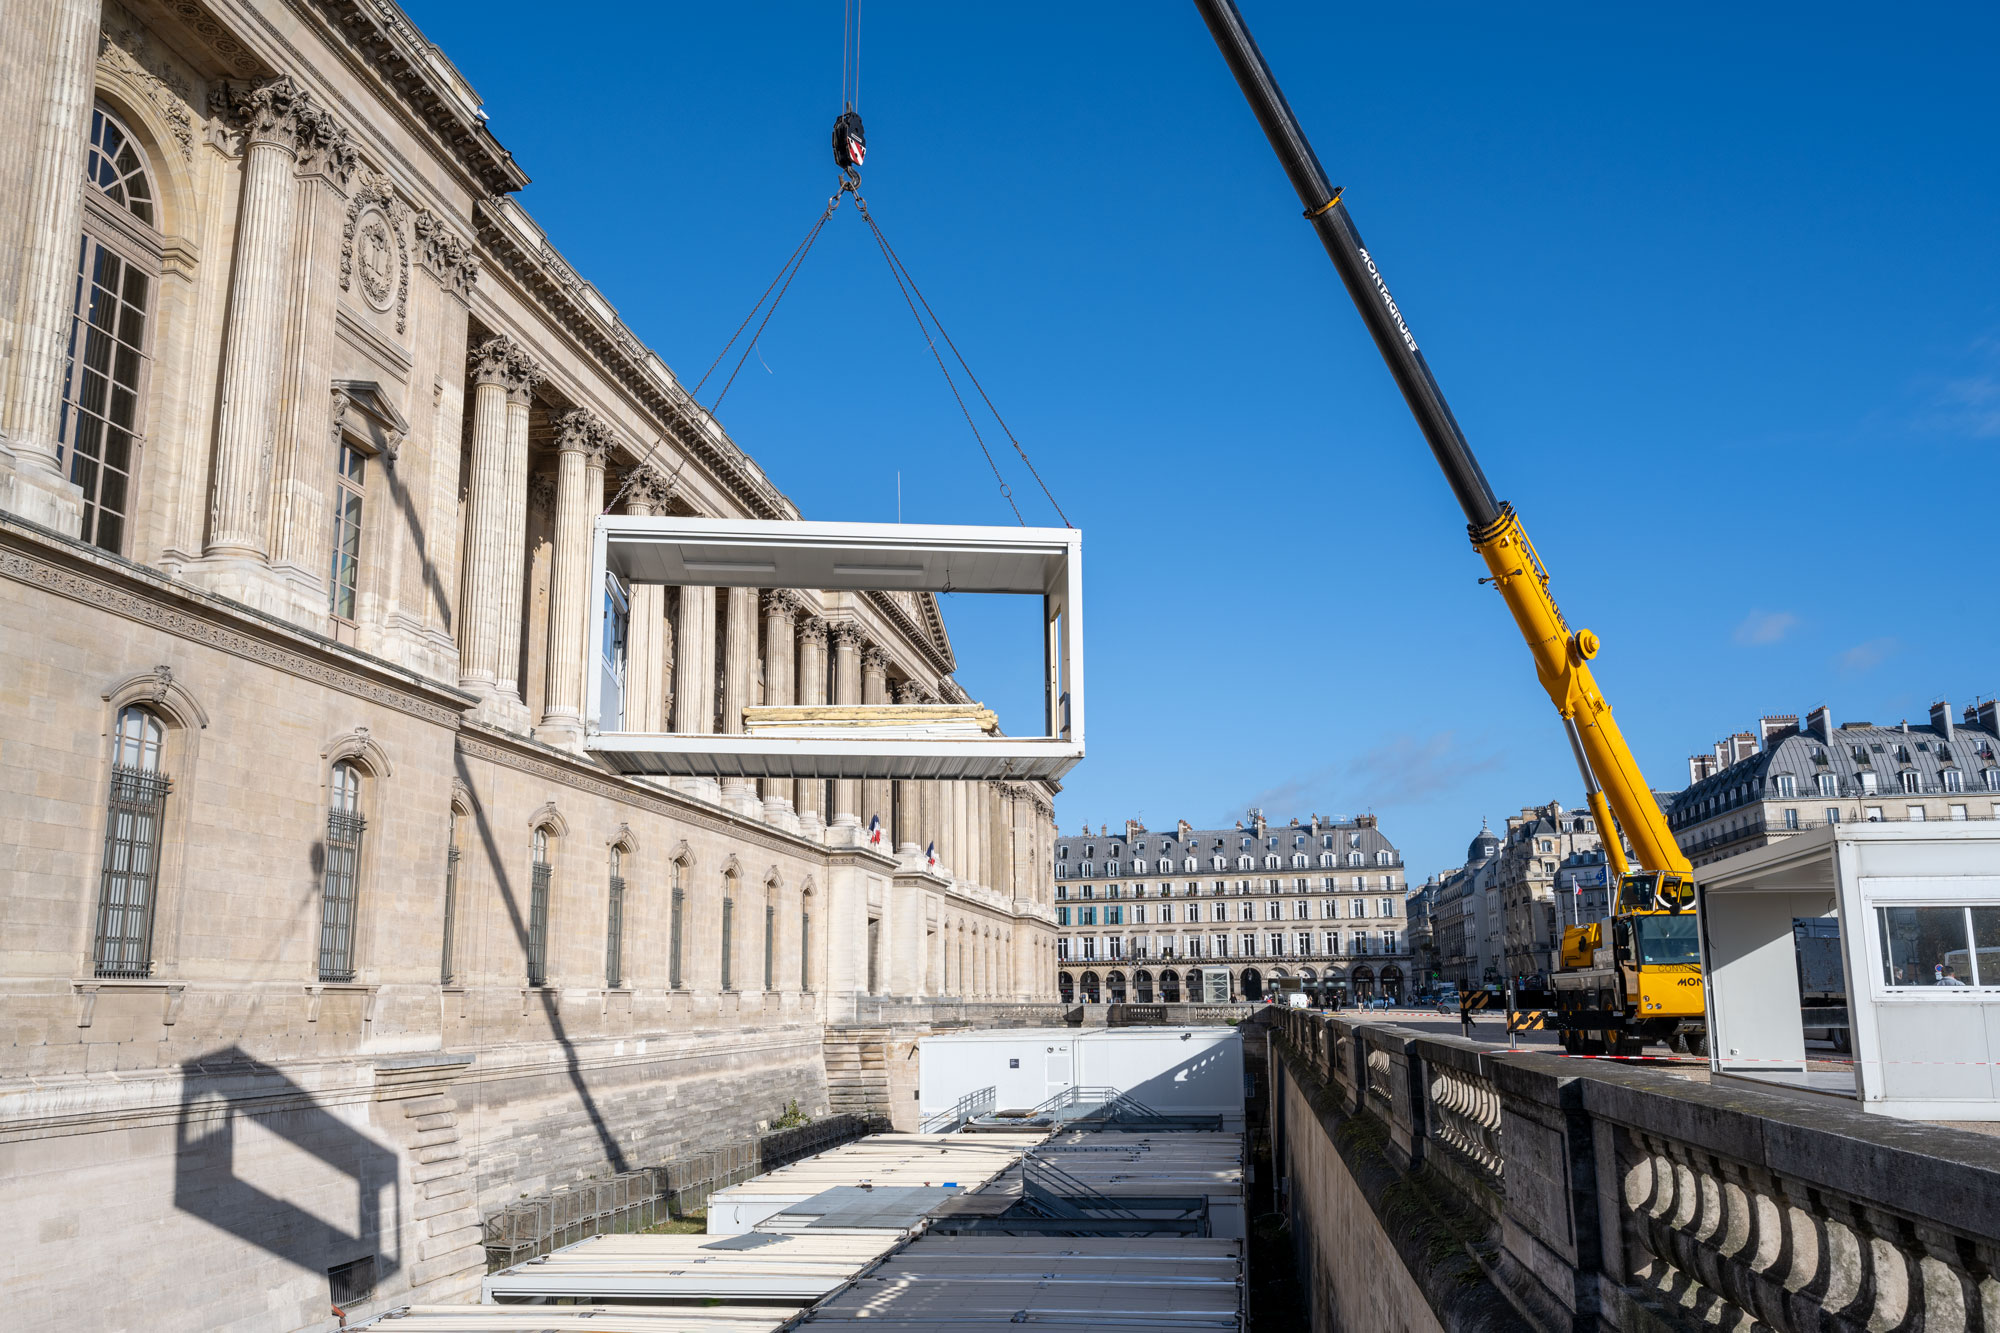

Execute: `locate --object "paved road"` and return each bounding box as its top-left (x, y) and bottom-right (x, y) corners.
top-left (1303, 1006), bottom-right (1711, 1075)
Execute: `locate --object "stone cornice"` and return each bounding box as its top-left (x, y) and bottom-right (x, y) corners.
top-left (470, 197), bottom-right (795, 517)
top-left (0, 515), bottom-right (472, 729)
top-left (299, 0), bottom-right (529, 196)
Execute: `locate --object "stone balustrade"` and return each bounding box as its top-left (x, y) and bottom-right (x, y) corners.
top-left (1265, 1006), bottom-right (2000, 1333)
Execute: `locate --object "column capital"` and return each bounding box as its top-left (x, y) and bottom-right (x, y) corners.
top-left (762, 589), bottom-right (802, 621)
top-left (798, 617), bottom-right (831, 648)
top-left (293, 102), bottom-right (358, 184)
top-left (861, 643), bottom-right (891, 676)
top-left (414, 208), bottom-right (479, 300)
top-left (468, 334), bottom-right (543, 396)
top-left (527, 470), bottom-right (557, 519)
top-left (892, 679), bottom-right (924, 705)
top-left (830, 622), bottom-right (863, 652)
top-left (622, 464), bottom-right (673, 513)
top-left (209, 75), bottom-right (310, 152)
top-left (553, 407), bottom-right (610, 463)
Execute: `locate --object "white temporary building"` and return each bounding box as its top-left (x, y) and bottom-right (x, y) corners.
top-left (1698, 820), bottom-right (2000, 1120)
top-left (917, 1027), bottom-right (1245, 1131)
top-left (586, 517), bottom-right (1082, 781)
top-left (479, 1232), bottom-right (900, 1305)
top-left (704, 1133), bottom-right (1042, 1235)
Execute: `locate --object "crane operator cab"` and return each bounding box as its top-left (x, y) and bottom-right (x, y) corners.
top-left (1555, 871), bottom-right (1705, 1057)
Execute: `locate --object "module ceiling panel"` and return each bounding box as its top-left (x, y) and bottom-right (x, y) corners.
top-left (603, 517), bottom-right (1075, 594)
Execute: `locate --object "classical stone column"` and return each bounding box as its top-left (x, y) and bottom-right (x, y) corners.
top-left (493, 383), bottom-right (537, 709)
top-left (828, 625), bottom-right (862, 840)
top-left (457, 336), bottom-right (539, 706)
top-left (976, 783), bottom-right (994, 893)
top-left (672, 583), bottom-right (717, 801)
top-left (860, 645), bottom-right (890, 843)
top-left (892, 680), bottom-right (925, 857)
top-left (761, 591), bottom-right (799, 827)
top-left (0, 0), bottom-right (100, 535)
top-left (720, 586), bottom-right (760, 815)
top-left (539, 410), bottom-right (608, 745)
top-left (794, 617), bottom-right (828, 838)
top-left (948, 782), bottom-right (968, 883)
top-left (622, 468), bottom-right (672, 731)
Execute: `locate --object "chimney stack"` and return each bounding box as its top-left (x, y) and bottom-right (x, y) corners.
top-left (1124, 818), bottom-right (1146, 839)
top-left (1807, 704), bottom-right (1834, 743)
top-left (1759, 714), bottom-right (1800, 745)
top-left (1176, 819), bottom-right (1192, 841)
top-left (1976, 700), bottom-right (1999, 737)
top-left (1930, 700), bottom-right (1955, 743)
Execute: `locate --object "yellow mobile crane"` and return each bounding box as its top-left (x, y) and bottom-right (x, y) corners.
top-left (1195, 1), bottom-right (1703, 1056)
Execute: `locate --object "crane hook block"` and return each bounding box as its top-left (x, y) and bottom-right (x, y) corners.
top-left (833, 109), bottom-right (867, 174)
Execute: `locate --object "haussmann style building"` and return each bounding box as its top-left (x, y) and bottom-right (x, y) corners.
top-left (0, 2), bottom-right (1060, 1328)
top-left (1049, 811), bottom-right (1414, 1005)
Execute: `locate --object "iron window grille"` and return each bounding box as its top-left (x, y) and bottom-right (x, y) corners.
top-left (94, 764), bottom-right (170, 978)
top-left (720, 895), bottom-right (734, 992)
top-left (526, 861), bottom-right (552, 986)
top-left (441, 832), bottom-right (460, 985)
top-left (319, 808), bottom-right (365, 982)
top-left (606, 868), bottom-right (626, 989)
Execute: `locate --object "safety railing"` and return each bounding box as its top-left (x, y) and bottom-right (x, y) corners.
top-left (920, 1084), bottom-right (997, 1134)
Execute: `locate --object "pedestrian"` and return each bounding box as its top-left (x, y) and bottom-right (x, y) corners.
top-left (1937, 964), bottom-right (1969, 988)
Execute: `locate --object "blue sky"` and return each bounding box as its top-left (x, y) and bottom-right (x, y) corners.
top-left (407, 1), bottom-right (2000, 879)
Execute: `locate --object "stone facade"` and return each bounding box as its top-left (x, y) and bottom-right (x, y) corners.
top-left (1051, 812), bottom-right (1415, 1004)
top-left (0, 3), bottom-right (1058, 1329)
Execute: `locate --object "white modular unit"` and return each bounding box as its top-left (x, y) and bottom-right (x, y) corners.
top-left (918, 1027), bottom-right (1244, 1129)
top-left (1699, 821), bottom-right (2000, 1119)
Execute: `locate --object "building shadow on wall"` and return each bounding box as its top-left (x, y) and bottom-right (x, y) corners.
top-left (455, 752), bottom-right (631, 1176)
top-left (174, 1046), bottom-right (402, 1292)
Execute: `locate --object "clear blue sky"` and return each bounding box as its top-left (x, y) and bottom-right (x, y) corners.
top-left (408, 1), bottom-right (2000, 880)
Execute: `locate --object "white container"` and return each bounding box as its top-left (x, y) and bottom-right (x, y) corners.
top-left (918, 1027), bottom-right (1244, 1131)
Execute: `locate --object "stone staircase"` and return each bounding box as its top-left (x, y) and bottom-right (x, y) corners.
top-left (822, 1026), bottom-right (892, 1119)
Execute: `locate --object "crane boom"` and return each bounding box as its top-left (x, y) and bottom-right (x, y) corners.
top-left (1192, 0), bottom-right (1692, 884)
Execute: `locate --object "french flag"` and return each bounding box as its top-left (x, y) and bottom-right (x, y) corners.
top-left (867, 814), bottom-right (883, 846)
top-left (925, 841), bottom-right (937, 869)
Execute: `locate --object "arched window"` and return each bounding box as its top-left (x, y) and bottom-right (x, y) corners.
top-left (605, 845), bottom-right (627, 989)
top-left (441, 803), bottom-right (463, 984)
top-left (763, 879), bottom-right (777, 992)
top-left (93, 705), bottom-right (170, 977)
top-left (800, 888), bottom-right (814, 991)
top-left (668, 856), bottom-right (686, 989)
top-left (720, 869), bottom-right (737, 992)
top-left (62, 107), bottom-right (163, 554)
top-left (527, 826), bottom-right (553, 986)
top-left (319, 762), bottom-right (366, 981)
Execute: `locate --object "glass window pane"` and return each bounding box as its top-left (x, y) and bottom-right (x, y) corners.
top-left (1971, 908), bottom-right (2000, 987)
top-left (1878, 906), bottom-right (1973, 987)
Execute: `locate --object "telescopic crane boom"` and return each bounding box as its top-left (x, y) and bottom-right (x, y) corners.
top-left (1193, 0), bottom-right (1694, 899)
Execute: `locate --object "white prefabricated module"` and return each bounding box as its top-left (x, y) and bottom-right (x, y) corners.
top-left (479, 1232), bottom-right (899, 1305)
top-left (705, 1133), bottom-right (1043, 1235)
top-left (351, 1306), bottom-right (800, 1332)
top-left (1698, 820), bottom-right (2000, 1120)
top-left (917, 1027), bottom-right (1245, 1130)
top-left (806, 1234), bottom-right (1244, 1330)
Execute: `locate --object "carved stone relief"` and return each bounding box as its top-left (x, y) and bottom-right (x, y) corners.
top-left (340, 172), bottom-right (411, 333)
top-left (97, 8), bottom-right (197, 164)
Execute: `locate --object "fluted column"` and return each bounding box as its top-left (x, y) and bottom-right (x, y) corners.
top-left (977, 783), bottom-right (994, 892)
top-left (493, 386), bottom-right (536, 708)
top-left (949, 782), bottom-right (968, 883)
top-left (795, 617), bottom-right (828, 838)
top-left (893, 680), bottom-right (924, 856)
top-left (860, 645), bottom-right (890, 843)
top-left (720, 586), bottom-right (759, 815)
top-left (206, 79), bottom-right (317, 559)
top-left (918, 769), bottom-right (940, 869)
top-left (672, 583), bottom-right (716, 801)
top-left (457, 336), bottom-right (539, 710)
top-left (829, 625), bottom-right (862, 840)
top-left (622, 468), bottom-right (672, 731)
top-left (540, 410), bottom-right (608, 744)
top-left (761, 591), bottom-right (800, 826)
top-left (0, 0), bottom-right (101, 535)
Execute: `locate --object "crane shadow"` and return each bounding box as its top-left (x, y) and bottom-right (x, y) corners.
top-left (454, 750), bottom-right (631, 1177)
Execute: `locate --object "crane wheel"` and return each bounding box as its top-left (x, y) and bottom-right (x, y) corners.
top-left (1683, 1031), bottom-right (1708, 1058)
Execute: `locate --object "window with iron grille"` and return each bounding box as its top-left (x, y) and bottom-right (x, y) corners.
top-left (720, 889), bottom-right (735, 992)
top-left (527, 828), bottom-right (552, 986)
top-left (605, 847), bottom-right (626, 989)
top-left (800, 905), bottom-right (812, 990)
top-left (763, 898), bottom-right (775, 991)
top-left (440, 810), bottom-right (460, 984)
top-left (669, 861), bottom-right (685, 989)
top-left (94, 705), bottom-right (169, 978)
top-left (319, 762), bottom-right (365, 982)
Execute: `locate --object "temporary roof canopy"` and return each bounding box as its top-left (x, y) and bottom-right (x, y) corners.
top-left (352, 1306), bottom-right (800, 1332)
top-left (480, 1232), bottom-right (900, 1304)
top-left (586, 518), bottom-right (1082, 781)
top-left (1697, 820), bottom-right (2000, 1120)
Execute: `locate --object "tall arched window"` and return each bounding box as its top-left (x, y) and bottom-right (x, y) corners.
top-left (800, 890), bottom-right (813, 992)
top-left (605, 845), bottom-right (627, 989)
top-left (668, 857), bottom-right (686, 989)
top-left (763, 881), bottom-right (776, 992)
top-left (319, 762), bottom-right (366, 981)
top-left (441, 805), bottom-right (462, 984)
top-left (527, 827), bottom-right (553, 986)
top-left (94, 705), bottom-right (170, 977)
top-left (719, 871), bottom-right (737, 992)
top-left (61, 107), bottom-right (163, 553)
